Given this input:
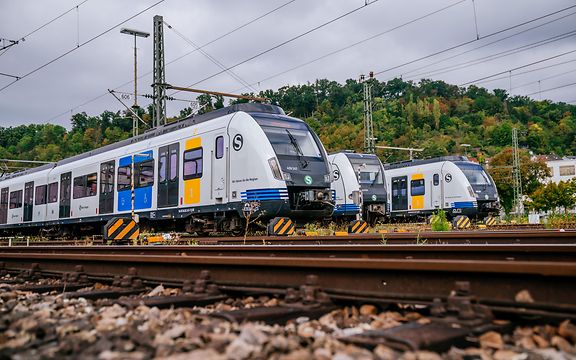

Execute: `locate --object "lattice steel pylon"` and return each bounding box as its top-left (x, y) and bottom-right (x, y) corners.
top-left (512, 128), bottom-right (524, 215)
top-left (153, 15), bottom-right (166, 128)
top-left (361, 72), bottom-right (375, 154)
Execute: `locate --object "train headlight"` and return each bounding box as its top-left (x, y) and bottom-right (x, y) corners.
top-left (268, 158), bottom-right (283, 180)
top-left (283, 172), bottom-right (292, 181)
top-left (316, 191), bottom-right (325, 200)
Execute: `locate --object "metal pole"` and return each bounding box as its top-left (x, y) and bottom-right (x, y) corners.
top-left (133, 34), bottom-right (138, 108)
top-left (131, 154), bottom-right (135, 222)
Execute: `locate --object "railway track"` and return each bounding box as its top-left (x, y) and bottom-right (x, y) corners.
top-left (1, 243), bottom-right (575, 356)
top-left (1, 229), bottom-right (574, 246)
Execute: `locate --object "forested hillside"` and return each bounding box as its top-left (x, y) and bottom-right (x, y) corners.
top-left (1, 78), bottom-right (575, 165)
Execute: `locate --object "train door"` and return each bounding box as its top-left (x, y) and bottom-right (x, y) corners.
top-left (212, 134), bottom-right (226, 201)
top-left (0, 188), bottom-right (8, 224)
top-left (23, 181), bottom-right (34, 222)
top-left (59, 172), bottom-right (71, 218)
top-left (432, 173), bottom-right (441, 208)
top-left (99, 160), bottom-right (115, 214)
top-left (158, 143), bottom-right (179, 208)
top-left (391, 176), bottom-right (408, 211)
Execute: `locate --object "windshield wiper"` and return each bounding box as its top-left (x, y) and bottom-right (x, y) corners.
top-left (285, 129), bottom-right (309, 168)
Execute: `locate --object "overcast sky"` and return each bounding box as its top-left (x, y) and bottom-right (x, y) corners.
top-left (1, 0), bottom-right (576, 128)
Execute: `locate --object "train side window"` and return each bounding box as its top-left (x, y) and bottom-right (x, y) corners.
top-left (9, 190), bottom-right (22, 209)
top-left (170, 152), bottom-right (178, 180)
top-left (73, 173), bottom-right (98, 199)
top-left (159, 154), bottom-right (167, 183)
top-left (215, 136), bottom-right (224, 159)
top-left (48, 182), bottom-right (58, 203)
top-left (136, 160), bottom-right (154, 188)
top-left (183, 147), bottom-right (203, 180)
top-left (117, 165), bottom-right (132, 191)
top-left (35, 185), bottom-right (47, 205)
top-left (433, 174), bottom-right (439, 186)
top-left (73, 176), bottom-right (85, 199)
top-left (411, 179), bottom-right (425, 196)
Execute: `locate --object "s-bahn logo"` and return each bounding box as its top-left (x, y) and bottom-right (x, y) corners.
top-left (445, 173), bottom-right (452, 183)
top-left (332, 169), bottom-right (340, 181)
top-left (304, 175), bottom-right (313, 185)
top-left (233, 134), bottom-right (243, 151)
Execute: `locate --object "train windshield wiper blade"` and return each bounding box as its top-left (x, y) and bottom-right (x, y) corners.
top-left (285, 129), bottom-right (308, 168)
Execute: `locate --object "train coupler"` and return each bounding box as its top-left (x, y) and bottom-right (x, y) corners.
top-left (267, 217), bottom-right (295, 236)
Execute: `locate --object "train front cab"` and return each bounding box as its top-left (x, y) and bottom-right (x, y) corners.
top-left (452, 161), bottom-right (500, 218)
top-left (229, 111), bottom-right (333, 224)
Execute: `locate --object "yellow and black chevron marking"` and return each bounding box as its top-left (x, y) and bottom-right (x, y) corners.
top-left (104, 217), bottom-right (140, 241)
top-left (267, 217), bottom-right (295, 236)
top-left (348, 219), bottom-right (369, 234)
top-left (428, 215), bottom-right (440, 225)
top-left (453, 215), bottom-right (471, 230)
top-left (484, 216), bottom-right (497, 226)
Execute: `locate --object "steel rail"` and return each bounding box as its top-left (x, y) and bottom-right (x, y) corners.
top-left (1, 245), bottom-right (575, 313)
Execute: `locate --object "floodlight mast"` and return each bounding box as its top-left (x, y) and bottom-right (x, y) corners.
top-left (120, 27), bottom-right (150, 137)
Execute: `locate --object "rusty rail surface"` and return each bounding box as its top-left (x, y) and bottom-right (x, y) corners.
top-left (1, 244), bottom-right (575, 317)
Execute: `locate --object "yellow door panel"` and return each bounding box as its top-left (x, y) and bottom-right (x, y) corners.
top-left (184, 136), bottom-right (202, 205)
top-left (412, 195), bottom-right (424, 209)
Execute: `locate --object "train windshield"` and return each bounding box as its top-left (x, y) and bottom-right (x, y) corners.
top-left (348, 158), bottom-right (384, 185)
top-left (254, 117), bottom-right (322, 158)
top-left (455, 162), bottom-right (491, 185)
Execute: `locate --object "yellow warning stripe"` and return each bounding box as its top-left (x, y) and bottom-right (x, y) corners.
top-left (128, 229), bottom-right (140, 240)
top-left (279, 220), bottom-right (293, 235)
top-left (358, 222), bottom-right (368, 233)
top-left (273, 218), bottom-right (285, 233)
top-left (107, 219), bottom-right (124, 237)
top-left (351, 221), bottom-right (362, 232)
top-left (116, 220), bottom-right (136, 239)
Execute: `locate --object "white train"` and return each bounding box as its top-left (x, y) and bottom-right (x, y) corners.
top-left (384, 156), bottom-right (499, 219)
top-left (328, 152), bottom-right (387, 224)
top-left (0, 103), bottom-right (334, 236)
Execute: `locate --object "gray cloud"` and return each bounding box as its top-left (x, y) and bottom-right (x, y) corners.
top-left (1, 0), bottom-right (575, 128)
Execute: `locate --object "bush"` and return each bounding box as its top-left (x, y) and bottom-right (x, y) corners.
top-left (431, 209), bottom-right (451, 231)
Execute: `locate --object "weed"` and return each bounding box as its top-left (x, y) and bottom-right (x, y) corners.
top-left (431, 209), bottom-right (451, 231)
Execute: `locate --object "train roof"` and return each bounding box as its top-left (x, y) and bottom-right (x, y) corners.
top-left (383, 155), bottom-right (471, 170)
top-left (0, 103), bottom-right (285, 181)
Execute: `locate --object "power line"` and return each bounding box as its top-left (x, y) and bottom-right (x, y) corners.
top-left (164, 21), bottom-right (257, 93)
top-left (233, 0), bottom-right (468, 92)
top-left (512, 67), bottom-right (576, 90)
top-left (174, 0), bottom-right (380, 93)
top-left (45, 0), bottom-right (295, 122)
top-left (459, 48), bottom-right (576, 86)
top-left (473, 57), bottom-right (576, 86)
top-left (405, 29), bottom-right (576, 80)
top-left (525, 80), bottom-right (576, 96)
top-left (374, 3), bottom-right (576, 77)
top-left (400, 8), bottom-right (576, 78)
top-left (0, 0), bottom-right (165, 93)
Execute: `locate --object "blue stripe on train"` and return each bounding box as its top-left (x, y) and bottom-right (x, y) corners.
top-left (118, 186), bottom-right (153, 211)
top-left (119, 150), bottom-right (153, 167)
top-left (333, 203), bottom-right (361, 214)
top-left (451, 201), bottom-right (477, 209)
top-left (241, 188), bottom-right (289, 201)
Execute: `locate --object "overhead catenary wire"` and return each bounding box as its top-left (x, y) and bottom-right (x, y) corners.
top-left (374, 3), bottom-right (576, 77)
top-left (524, 80), bottom-right (576, 97)
top-left (400, 8), bottom-right (576, 78)
top-left (45, 0), bottom-right (296, 123)
top-left (0, 0), bottom-right (165, 93)
top-left (512, 67), bottom-right (576, 90)
top-left (173, 0), bottom-right (380, 94)
top-left (233, 0), bottom-right (468, 92)
top-left (405, 29), bottom-right (576, 80)
top-left (164, 21), bottom-right (258, 93)
top-left (459, 48), bottom-right (576, 86)
top-left (473, 57), bottom-right (576, 86)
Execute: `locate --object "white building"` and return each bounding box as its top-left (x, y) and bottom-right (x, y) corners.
top-left (544, 156), bottom-right (576, 184)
